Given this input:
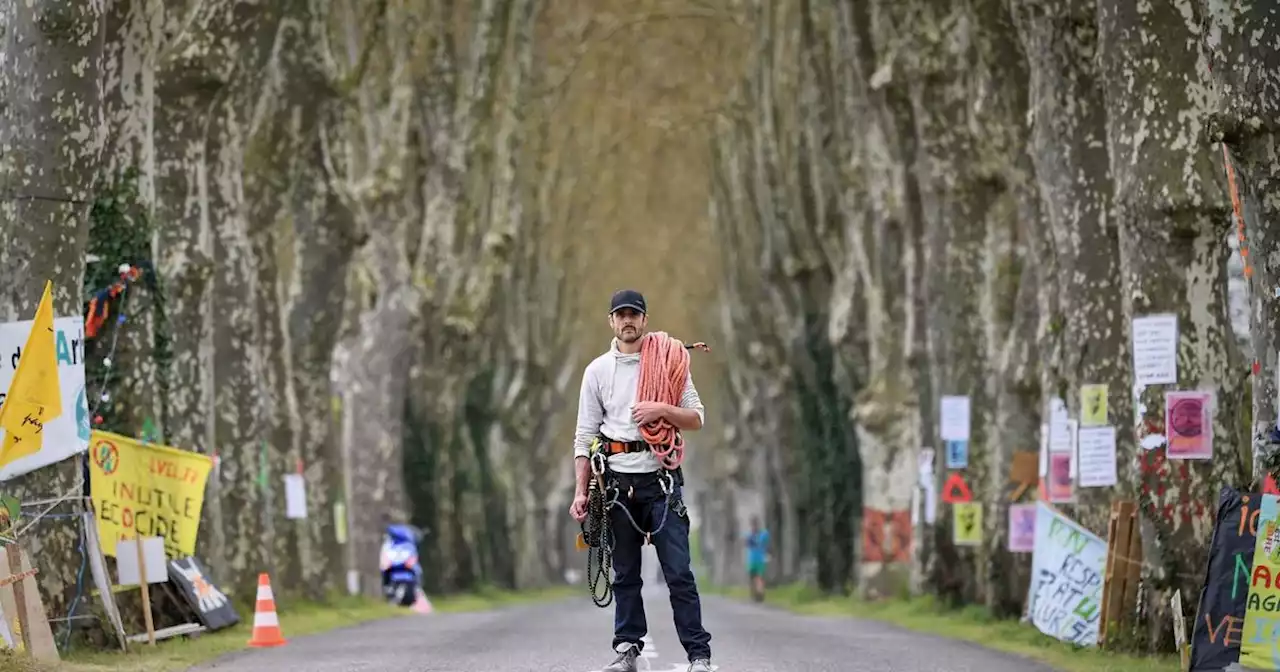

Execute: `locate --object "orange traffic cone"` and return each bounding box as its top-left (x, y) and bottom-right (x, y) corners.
top-left (412, 587), bottom-right (433, 615)
top-left (247, 573), bottom-right (287, 647)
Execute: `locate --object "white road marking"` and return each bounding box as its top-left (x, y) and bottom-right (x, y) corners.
top-left (584, 631), bottom-right (719, 672)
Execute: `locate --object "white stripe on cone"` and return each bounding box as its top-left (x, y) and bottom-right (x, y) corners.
top-left (253, 611), bottom-right (279, 628)
top-left (257, 585), bottom-right (274, 600)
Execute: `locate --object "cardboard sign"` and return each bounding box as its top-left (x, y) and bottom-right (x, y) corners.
top-left (1189, 487), bottom-right (1256, 669)
top-left (1009, 452), bottom-right (1039, 501)
top-left (168, 556), bottom-right (238, 631)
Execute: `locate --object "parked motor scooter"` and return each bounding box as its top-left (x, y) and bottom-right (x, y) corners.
top-left (379, 523), bottom-right (423, 607)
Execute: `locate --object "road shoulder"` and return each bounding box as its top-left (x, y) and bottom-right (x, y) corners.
top-left (49, 587), bottom-right (576, 672)
top-left (706, 584), bottom-right (1180, 672)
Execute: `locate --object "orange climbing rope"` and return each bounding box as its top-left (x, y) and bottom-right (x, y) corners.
top-left (635, 331), bottom-right (692, 469)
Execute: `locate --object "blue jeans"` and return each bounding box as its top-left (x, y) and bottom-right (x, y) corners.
top-left (610, 475), bottom-right (711, 661)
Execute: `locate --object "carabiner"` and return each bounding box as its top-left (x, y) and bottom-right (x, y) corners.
top-left (590, 452), bottom-right (606, 476)
top-left (659, 471), bottom-right (674, 495)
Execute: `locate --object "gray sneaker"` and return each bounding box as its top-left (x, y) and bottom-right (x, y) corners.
top-left (603, 643), bottom-right (640, 672)
top-left (688, 659), bottom-right (713, 672)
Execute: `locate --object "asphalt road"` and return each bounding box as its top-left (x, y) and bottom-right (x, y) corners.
top-left (189, 586), bottom-right (1058, 672)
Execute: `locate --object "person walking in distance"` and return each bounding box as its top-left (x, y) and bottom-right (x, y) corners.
top-left (569, 289), bottom-right (713, 672)
top-left (745, 517), bottom-right (770, 602)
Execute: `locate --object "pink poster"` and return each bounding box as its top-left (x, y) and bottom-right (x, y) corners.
top-left (1048, 452), bottom-right (1073, 503)
top-left (1165, 391), bottom-right (1213, 459)
top-left (1007, 503), bottom-right (1036, 553)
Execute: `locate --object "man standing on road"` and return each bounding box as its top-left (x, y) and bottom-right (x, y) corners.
top-left (569, 289), bottom-right (713, 672)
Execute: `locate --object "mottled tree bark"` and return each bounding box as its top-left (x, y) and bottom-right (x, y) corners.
top-left (831, 0), bottom-right (931, 599)
top-left (154, 19), bottom-right (224, 582)
top-left (967, 0), bottom-right (1041, 617)
top-left (709, 117), bottom-right (796, 585)
top-left (243, 0), bottom-right (359, 599)
top-left (94, 0), bottom-right (166, 439)
top-left (1199, 1), bottom-right (1280, 483)
top-left (896, 0), bottom-right (999, 606)
top-left (0, 0), bottom-right (106, 617)
top-left (153, 0), bottom-right (277, 597)
top-left (1097, 0), bottom-right (1248, 650)
top-left (1009, 0), bottom-right (1126, 539)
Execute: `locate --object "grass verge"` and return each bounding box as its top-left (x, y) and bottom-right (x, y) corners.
top-left (708, 583), bottom-right (1180, 672)
top-left (18, 585), bottom-right (577, 672)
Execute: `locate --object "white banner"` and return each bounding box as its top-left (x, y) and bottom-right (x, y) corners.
top-left (1027, 502), bottom-right (1106, 646)
top-left (0, 316), bottom-right (90, 481)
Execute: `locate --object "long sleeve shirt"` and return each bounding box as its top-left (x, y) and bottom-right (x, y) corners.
top-left (572, 337), bottom-right (705, 474)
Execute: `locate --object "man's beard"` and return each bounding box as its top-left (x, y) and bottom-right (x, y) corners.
top-left (619, 328), bottom-right (640, 343)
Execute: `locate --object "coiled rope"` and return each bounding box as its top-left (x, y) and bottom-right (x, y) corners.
top-left (636, 331), bottom-right (691, 469)
top-left (583, 457), bottom-right (616, 608)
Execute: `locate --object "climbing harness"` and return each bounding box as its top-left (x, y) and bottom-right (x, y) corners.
top-left (579, 334), bottom-right (708, 608)
top-left (581, 439), bottom-right (682, 608)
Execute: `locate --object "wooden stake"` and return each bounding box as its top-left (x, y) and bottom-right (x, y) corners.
top-left (135, 536), bottom-right (155, 646)
top-left (5, 545), bottom-right (30, 653)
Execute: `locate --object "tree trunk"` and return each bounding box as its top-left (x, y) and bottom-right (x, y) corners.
top-left (964, 0), bottom-right (1041, 617)
top-left (0, 0), bottom-right (106, 618)
top-left (1096, 0), bottom-right (1249, 651)
top-left (94, 0), bottom-right (167, 440)
top-left (1199, 1), bottom-right (1280, 484)
top-left (243, 0), bottom-right (357, 599)
top-left (154, 0), bottom-right (277, 597)
top-left (1009, 0), bottom-right (1127, 539)
top-left (830, 0), bottom-right (931, 599)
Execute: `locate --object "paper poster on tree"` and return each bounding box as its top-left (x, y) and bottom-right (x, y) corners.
top-left (1080, 384), bottom-right (1107, 426)
top-left (953, 502), bottom-right (981, 546)
top-left (87, 431), bottom-right (213, 558)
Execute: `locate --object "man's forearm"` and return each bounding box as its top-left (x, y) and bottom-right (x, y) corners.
top-left (574, 456), bottom-right (591, 495)
top-left (664, 404), bottom-right (703, 430)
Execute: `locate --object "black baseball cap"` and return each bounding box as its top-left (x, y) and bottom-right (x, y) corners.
top-left (610, 289), bottom-right (646, 315)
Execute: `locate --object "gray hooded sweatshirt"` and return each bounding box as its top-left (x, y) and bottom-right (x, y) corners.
top-left (572, 336), bottom-right (705, 474)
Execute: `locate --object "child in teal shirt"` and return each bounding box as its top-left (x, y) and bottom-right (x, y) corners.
top-left (745, 517), bottom-right (770, 601)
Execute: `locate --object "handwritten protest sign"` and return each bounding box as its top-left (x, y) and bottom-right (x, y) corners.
top-left (88, 431), bottom-right (214, 558)
top-left (1190, 487), bottom-right (1258, 670)
top-left (0, 317), bottom-right (90, 482)
top-left (1028, 502), bottom-right (1105, 646)
top-left (1241, 493), bottom-right (1280, 668)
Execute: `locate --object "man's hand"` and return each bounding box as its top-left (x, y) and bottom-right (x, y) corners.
top-left (632, 401), bottom-right (668, 426)
top-left (570, 492), bottom-right (589, 523)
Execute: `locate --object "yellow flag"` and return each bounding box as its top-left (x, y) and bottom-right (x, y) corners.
top-left (0, 281), bottom-right (62, 468)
